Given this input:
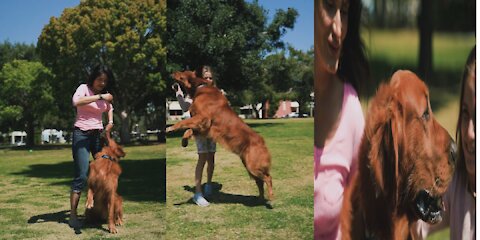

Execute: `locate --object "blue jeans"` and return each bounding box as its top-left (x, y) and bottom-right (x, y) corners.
top-left (71, 128), bottom-right (102, 192)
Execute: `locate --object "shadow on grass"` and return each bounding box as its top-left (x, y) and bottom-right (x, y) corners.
top-left (173, 182), bottom-right (273, 209)
top-left (13, 158), bottom-right (166, 203)
top-left (367, 57), bottom-right (462, 111)
top-left (27, 210), bottom-right (108, 235)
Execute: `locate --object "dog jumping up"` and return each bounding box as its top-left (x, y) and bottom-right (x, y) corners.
top-left (167, 70), bottom-right (274, 201)
top-left (85, 129), bottom-right (126, 233)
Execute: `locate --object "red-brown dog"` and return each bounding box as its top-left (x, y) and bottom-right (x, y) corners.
top-left (85, 129), bottom-right (126, 233)
top-left (167, 70), bottom-right (274, 201)
top-left (340, 70), bottom-right (456, 239)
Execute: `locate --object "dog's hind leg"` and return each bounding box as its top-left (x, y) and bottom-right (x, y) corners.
top-left (108, 191), bottom-right (118, 233)
top-left (114, 194), bottom-right (123, 226)
top-left (263, 174), bottom-right (274, 201)
top-left (254, 177), bottom-right (265, 200)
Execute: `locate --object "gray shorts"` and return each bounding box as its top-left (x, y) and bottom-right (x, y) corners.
top-left (195, 135), bottom-right (216, 153)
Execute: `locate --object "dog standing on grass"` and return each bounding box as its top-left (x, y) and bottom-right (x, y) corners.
top-left (85, 129), bottom-right (126, 233)
top-left (166, 70), bottom-right (274, 202)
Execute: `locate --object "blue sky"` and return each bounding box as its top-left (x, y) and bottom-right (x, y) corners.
top-left (0, 1), bottom-right (312, 51)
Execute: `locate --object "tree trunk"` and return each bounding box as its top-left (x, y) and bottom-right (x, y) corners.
top-left (120, 110), bottom-right (131, 144)
top-left (418, 0), bottom-right (433, 81)
top-left (262, 99), bottom-right (270, 119)
top-left (26, 118), bottom-right (35, 147)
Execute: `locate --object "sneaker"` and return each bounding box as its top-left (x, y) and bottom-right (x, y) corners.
top-left (193, 192), bottom-right (209, 207)
top-left (68, 215), bottom-right (81, 229)
top-left (204, 183), bottom-right (213, 197)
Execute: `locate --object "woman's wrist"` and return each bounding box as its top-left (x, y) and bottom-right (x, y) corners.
top-left (108, 121), bottom-right (114, 125)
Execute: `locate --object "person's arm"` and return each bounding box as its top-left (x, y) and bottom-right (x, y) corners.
top-left (72, 85), bottom-right (114, 106)
top-left (105, 107), bottom-right (114, 132)
top-left (175, 88), bottom-right (192, 112)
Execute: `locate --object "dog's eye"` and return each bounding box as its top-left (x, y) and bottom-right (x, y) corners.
top-left (422, 109), bottom-right (430, 121)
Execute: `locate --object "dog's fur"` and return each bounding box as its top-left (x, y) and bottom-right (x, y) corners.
top-left (340, 70), bottom-right (456, 240)
top-left (167, 70), bottom-right (274, 201)
top-left (85, 129), bottom-right (126, 233)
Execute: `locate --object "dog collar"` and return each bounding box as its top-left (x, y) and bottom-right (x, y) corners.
top-left (101, 154), bottom-right (113, 161)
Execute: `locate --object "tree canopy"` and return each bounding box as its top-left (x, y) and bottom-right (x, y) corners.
top-left (167, 0), bottom-right (299, 107)
top-left (38, 0), bottom-right (167, 142)
top-left (0, 60), bottom-right (54, 146)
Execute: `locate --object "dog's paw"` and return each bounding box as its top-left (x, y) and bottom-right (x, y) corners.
top-left (181, 138), bottom-right (189, 147)
top-left (109, 225), bottom-right (118, 234)
top-left (166, 126), bottom-right (174, 132)
top-left (115, 218), bottom-right (123, 226)
top-left (85, 200), bottom-right (94, 209)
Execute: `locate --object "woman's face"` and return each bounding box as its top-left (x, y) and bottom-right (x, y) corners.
top-left (461, 64), bottom-right (476, 177)
top-left (315, 0), bottom-right (349, 74)
top-left (92, 73), bottom-right (108, 93)
top-left (202, 70), bottom-right (213, 84)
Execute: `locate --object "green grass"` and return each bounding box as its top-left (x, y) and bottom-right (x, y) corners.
top-left (166, 118), bottom-right (313, 239)
top-left (0, 143), bottom-right (166, 239)
top-left (363, 29), bottom-right (475, 113)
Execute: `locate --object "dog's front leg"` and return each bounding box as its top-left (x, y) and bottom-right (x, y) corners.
top-left (108, 191), bottom-right (118, 233)
top-left (85, 187), bottom-right (94, 209)
top-left (166, 115), bottom-right (211, 133)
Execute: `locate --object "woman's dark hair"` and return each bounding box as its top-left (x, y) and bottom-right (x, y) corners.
top-left (455, 45), bottom-right (475, 174)
top-left (337, 0), bottom-right (370, 97)
top-left (87, 64), bottom-right (115, 93)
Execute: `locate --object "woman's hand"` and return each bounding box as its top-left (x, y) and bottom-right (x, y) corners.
top-left (172, 83), bottom-right (180, 92)
top-left (101, 93), bottom-right (113, 102)
top-left (105, 122), bottom-right (114, 132)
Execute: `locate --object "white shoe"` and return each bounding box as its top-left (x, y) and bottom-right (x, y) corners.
top-left (204, 183), bottom-right (213, 197)
top-left (193, 192), bottom-right (209, 207)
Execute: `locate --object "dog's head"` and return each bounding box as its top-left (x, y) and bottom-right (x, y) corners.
top-left (171, 70), bottom-right (213, 96)
top-left (365, 70), bottom-right (456, 224)
top-left (98, 129), bottom-right (126, 162)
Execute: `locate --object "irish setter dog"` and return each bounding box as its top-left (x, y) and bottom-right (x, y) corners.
top-left (340, 70), bottom-right (456, 239)
top-left (85, 129), bottom-right (126, 233)
top-left (166, 70), bottom-right (274, 201)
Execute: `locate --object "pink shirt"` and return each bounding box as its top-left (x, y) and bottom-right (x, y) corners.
top-left (72, 84), bottom-right (113, 131)
top-left (314, 82), bottom-right (365, 240)
top-left (412, 168), bottom-right (476, 240)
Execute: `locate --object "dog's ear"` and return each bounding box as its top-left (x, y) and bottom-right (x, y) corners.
top-left (367, 84), bottom-right (402, 205)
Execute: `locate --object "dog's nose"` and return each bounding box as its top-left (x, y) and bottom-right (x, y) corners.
top-left (449, 139), bottom-right (457, 165)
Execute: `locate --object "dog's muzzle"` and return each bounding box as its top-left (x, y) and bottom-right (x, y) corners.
top-left (414, 189), bottom-right (444, 224)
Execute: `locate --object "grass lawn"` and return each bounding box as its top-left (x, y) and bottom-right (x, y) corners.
top-left (166, 118), bottom-right (313, 239)
top-left (363, 29), bottom-right (475, 114)
top-left (0, 143), bottom-right (166, 239)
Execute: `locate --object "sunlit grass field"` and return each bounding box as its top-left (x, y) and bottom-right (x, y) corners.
top-left (166, 118), bottom-right (313, 239)
top-left (0, 143), bottom-right (165, 239)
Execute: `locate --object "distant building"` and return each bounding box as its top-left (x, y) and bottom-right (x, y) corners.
top-left (41, 129), bottom-right (66, 144)
top-left (274, 100), bottom-right (299, 118)
top-left (166, 100), bottom-right (190, 121)
top-left (10, 131), bottom-right (26, 146)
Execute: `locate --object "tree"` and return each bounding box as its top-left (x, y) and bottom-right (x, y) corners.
top-left (418, 0), bottom-right (433, 81)
top-left (288, 47), bottom-right (314, 116)
top-left (167, 0), bottom-right (298, 109)
top-left (0, 60), bottom-right (54, 146)
top-left (0, 41), bottom-right (38, 70)
top-left (38, 0), bottom-right (167, 143)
